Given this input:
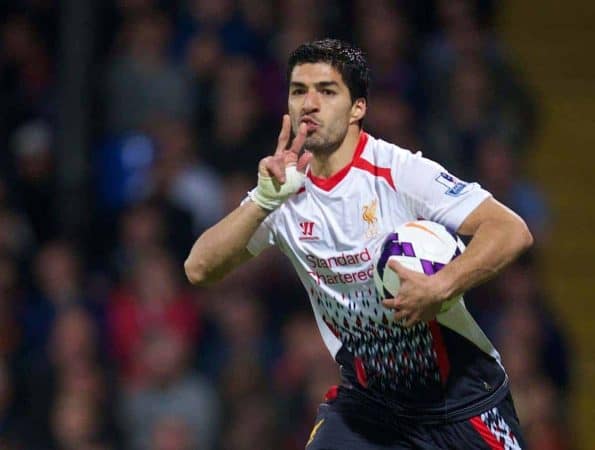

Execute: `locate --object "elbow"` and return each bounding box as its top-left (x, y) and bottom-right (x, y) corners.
top-left (184, 258), bottom-right (209, 286)
top-left (519, 221), bottom-right (534, 253)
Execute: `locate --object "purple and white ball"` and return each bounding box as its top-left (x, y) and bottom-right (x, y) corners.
top-left (373, 220), bottom-right (466, 314)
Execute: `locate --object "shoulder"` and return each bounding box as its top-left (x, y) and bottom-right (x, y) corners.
top-left (361, 133), bottom-right (429, 169)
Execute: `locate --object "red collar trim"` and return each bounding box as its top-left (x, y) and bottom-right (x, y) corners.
top-left (307, 132), bottom-right (369, 191)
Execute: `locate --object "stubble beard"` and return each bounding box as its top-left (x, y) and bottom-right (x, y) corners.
top-left (303, 126), bottom-right (348, 155)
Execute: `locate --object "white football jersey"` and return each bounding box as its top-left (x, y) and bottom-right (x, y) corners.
top-left (247, 132), bottom-right (506, 419)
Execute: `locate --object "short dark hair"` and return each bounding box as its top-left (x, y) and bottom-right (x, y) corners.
top-left (287, 39), bottom-right (370, 103)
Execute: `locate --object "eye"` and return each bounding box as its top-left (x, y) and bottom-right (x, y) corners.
top-left (291, 88), bottom-right (306, 95)
top-left (322, 89), bottom-right (336, 96)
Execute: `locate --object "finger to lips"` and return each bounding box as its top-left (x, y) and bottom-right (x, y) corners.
top-left (289, 122), bottom-right (308, 155)
top-left (276, 115), bottom-right (291, 154)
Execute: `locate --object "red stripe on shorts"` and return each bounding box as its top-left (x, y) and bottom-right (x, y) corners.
top-left (469, 416), bottom-right (504, 450)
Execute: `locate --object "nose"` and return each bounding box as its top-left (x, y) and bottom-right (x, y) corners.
top-left (302, 89), bottom-right (320, 114)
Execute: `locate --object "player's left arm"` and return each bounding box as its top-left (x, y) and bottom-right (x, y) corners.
top-left (437, 196), bottom-right (533, 298)
top-left (384, 197), bottom-right (533, 327)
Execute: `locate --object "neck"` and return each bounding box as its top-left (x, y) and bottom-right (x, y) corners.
top-left (309, 125), bottom-right (362, 178)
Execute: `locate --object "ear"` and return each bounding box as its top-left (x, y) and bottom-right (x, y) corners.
top-left (349, 98), bottom-right (367, 125)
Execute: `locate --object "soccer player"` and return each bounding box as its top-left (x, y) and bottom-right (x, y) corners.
top-left (185, 39), bottom-right (533, 449)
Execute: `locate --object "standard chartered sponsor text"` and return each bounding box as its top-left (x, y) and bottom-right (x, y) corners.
top-left (306, 248), bottom-right (374, 285)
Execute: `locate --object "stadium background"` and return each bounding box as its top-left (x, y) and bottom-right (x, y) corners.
top-left (0, 0), bottom-right (593, 449)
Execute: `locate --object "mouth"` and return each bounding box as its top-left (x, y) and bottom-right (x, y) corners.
top-left (300, 116), bottom-right (320, 133)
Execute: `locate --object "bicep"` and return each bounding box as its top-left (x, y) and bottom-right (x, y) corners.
top-left (457, 197), bottom-right (524, 236)
top-left (208, 247), bottom-right (255, 283)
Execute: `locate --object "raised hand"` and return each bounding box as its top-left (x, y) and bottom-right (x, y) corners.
top-left (259, 114), bottom-right (311, 182)
top-left (249, 115), bottom-right (313, 211)
top-left (381, 259), bottom-right (446, 328)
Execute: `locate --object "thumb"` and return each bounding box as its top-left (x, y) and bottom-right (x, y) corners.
top-left (297, 150), bottom-right (313, 173)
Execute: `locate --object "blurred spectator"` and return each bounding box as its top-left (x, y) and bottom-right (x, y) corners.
top-left (111, 197), bottom-right (193, 273)
top-left (0, 254), bottom-right (22, 360)
top-left (110, 201), bottom-right (166, 278)
top-left (421, 0), bottom-right (488, 79)
top-left (424, 57), bottom-right (522, 177)
top-left (199, 289), bottom-right (278, 384)
top-left (107, 246), bottom-right (201, 383)
top-left (51, 390), bottom-right (112, 450)
top-left (274, 313), bottom-right (335, 393)
top-left (236, 0), bottom-right (275, 51)
top-left (206, 55), bottom-right (275, 174)
top-left (496, 256), bottom-right (570, 392)
top-left (183, 31), bottom-right (223, 134)
top-left (220, 171), bottom-right (254, 215)
top-left (494, 256), bottom-right (571, 450)
top-left (95, 132), bottom-right (156, 211)
top-left (260, 0), bottom-right (325, 118)
top-left (11, 119), bottom-right (58, 244)
top-left (150, 118), bottom-right (224, 233)
top-left (105, 10), bottom-right (191, 132)
top-left (421, 0), bottom-right (536, 150)
top-left (26, 306), bottom-right (120, 449)
top-left (475, 137), bottom-right (551, 245)
top-left (120, 327), bottom-right (220, 450)
top-left (0, 13), bottom-right (53, 162)
top-left (499, 330), bottom-right (569, 450)
top-left (0, 358), bottom-right (27, 449)
top-left (219, 392), bottom-right (279, 450)
top-left (366, 91), bottom-right (420, 151)
top-left (22, 240), bottom-right (99, 359)
top-left (356, 1), bottom-right (420, 109)
top-left (175, 0), bottom-right (268, 58)
top-left (150, 415), bottom-right (196, 450)
top-left (0, 175), bottom-right (36, 262)
top-left (115, 0), bottom-right (162, 17)
top-left (274, 313), bottom-right (340, 449)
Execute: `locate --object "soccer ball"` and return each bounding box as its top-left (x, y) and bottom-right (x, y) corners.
top-left (373, 220), bottom-right (466, 313)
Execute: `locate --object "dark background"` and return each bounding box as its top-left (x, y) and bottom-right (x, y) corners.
top-left (0, 0), bottom-right (592, 449)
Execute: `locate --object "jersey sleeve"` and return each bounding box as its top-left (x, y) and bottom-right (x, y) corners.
top-left (245, 207), bottom-right (277, 256)
top-left (394, 150), bottom-right (492, 231)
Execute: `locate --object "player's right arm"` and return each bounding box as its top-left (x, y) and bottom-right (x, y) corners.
top-left (184, 116), bottom-right (310, 286)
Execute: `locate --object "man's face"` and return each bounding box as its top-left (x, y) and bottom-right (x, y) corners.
top-left (288, 62), bottom-right (358, 154)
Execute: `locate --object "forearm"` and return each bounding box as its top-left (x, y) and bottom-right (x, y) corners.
top-left (183, 115), bottom-right (309, 286)
top-left (184, 200), bottom-right (268, 285)
top-left (435, 216), bottom-right (533, 300)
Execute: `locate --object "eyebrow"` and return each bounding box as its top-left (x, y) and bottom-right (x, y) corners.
top-left (290, 81), bottom-right (340, 89)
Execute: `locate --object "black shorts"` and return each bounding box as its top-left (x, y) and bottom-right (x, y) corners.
top-left (305, 389), bottom-right (526, 450)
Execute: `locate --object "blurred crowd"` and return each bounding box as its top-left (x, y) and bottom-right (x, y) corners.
top-left (0, 0), bottom-right (573, 449)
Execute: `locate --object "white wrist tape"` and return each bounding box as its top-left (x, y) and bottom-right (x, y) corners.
top-left (248, 165), bottom-right (305, 211)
